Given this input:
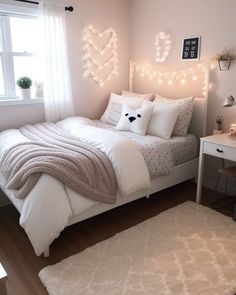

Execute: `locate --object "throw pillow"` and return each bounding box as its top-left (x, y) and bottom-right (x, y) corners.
top-left (145, 102), bottom-right (180, 139)
top-left (154, 94), bottom-right (194, 136)
top-left (121, 90), bottom-right (154, 101)
top-left (116, 103), bottom-right (154, 135)
top-left (100, 92), bottom-right (144, 126)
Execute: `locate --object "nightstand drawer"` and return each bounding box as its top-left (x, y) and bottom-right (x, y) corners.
top-left (204, 142), bottom-right (236, 161)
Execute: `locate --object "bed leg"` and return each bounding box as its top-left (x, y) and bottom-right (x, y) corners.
top-left (146, 195), bottom-right (150, 199)
top-left (43, 247), bottom-right (50, 258)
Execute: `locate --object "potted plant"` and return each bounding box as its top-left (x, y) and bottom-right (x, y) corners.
top-left (213, 115), bottom-right (223, 134)
top-left (16, 76), bottom-right (32, 99)
top-left (216, 48), bottom-right (235, 71)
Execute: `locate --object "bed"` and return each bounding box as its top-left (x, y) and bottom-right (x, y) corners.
top-left (0, 61), bottom-right (210, 257)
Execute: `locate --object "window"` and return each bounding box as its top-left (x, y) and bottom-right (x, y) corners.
top-left (0, 13), bottom-right (42, 99)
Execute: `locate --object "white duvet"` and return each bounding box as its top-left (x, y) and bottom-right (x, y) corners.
top-left (0, 117), bottom-right (150, 256)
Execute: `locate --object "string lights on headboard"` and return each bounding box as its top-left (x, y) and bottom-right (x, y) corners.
top-left (129, 61), bottom-right (210, 97)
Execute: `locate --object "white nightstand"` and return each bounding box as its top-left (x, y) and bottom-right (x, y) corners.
top-left (0, 263), bottom-right (7, 295)
top-left (196, 133), bottom-right (236, 204)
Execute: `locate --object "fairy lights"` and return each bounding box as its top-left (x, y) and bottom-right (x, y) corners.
top-left (130, 61), bottom-right (210, 97)
top-left (82, 25), bottom-right (119, 87)
top-left (155, 32), bottom-right (172, 63)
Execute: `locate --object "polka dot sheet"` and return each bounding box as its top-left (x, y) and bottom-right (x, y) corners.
top-left (95, 121), bottom-right (198, 178)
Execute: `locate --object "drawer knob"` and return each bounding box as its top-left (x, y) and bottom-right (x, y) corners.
top-left (216, 148), bottom-right (224, 153)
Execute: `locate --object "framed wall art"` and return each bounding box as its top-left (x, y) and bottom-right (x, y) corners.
top-left (181, 36), bottom-right (201, 60)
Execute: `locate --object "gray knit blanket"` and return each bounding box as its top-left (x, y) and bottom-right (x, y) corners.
top-left (0, 123), bottom-right (117, 204)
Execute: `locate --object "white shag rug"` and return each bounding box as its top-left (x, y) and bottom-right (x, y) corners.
top-left (39, 202), bottom-right (236, 295)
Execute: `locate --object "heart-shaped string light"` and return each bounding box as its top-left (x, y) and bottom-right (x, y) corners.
top-left (82, 25), bottom-right (119, 87)
top-left (155, 32), bottom-right (172, 62)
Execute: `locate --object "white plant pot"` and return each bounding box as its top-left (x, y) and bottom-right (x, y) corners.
top-left (213, 129), bottom-right (223, 135)
top-left (218, 59), bottom-right (231, 71)
top-left (20, 88), bottom-right (31, 99)
top-left (35, 87), bottom-right (44, 98)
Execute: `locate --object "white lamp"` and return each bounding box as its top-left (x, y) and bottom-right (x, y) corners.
top-left (223, 95), bottom-right (235, 107)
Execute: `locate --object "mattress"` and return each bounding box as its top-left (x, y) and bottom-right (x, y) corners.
top-left (95, 121), bottom-right (198, 178)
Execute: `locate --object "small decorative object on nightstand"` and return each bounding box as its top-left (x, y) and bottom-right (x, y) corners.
top-left (213, 115), bottom-right (223, 135)
top-left (0, 263), bottom-right (7, 295)
top-left (229, 123), bottom-right (236, 138)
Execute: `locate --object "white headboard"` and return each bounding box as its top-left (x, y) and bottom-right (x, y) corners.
top-left (129, 60), bottom-right (210, 140)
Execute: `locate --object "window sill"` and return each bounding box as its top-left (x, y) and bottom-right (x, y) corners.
top-left (0, 98), bottom-right (44, 107)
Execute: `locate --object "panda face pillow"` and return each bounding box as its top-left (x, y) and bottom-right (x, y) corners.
top-left (116, 103), bottom-right (154, 135)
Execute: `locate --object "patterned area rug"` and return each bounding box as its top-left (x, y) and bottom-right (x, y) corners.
top-left (39, 202), bottom-right (236, 295)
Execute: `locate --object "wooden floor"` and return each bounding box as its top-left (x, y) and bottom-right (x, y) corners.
top-left (0, 181), bottom-right (235, 295)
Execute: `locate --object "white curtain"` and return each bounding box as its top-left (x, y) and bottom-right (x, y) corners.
top-left (40, 0), bottom-right (74, 122)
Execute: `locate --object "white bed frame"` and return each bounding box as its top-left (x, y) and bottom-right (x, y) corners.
top-left (68, 158), bottom-right (199, 226)
top-left (3, 61), bottom-right (210, 257)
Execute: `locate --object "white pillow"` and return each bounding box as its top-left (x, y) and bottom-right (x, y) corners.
top-left (154, 95), bottom-right (194, 136)
top-left (121, 90), bottom-right (154, 101)
top-left (145, 102), bottom-right (179, 139)
top-left (100, 93), bottom-right (144, 126)
top-left (116, 103), bottom-right (154, 135)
